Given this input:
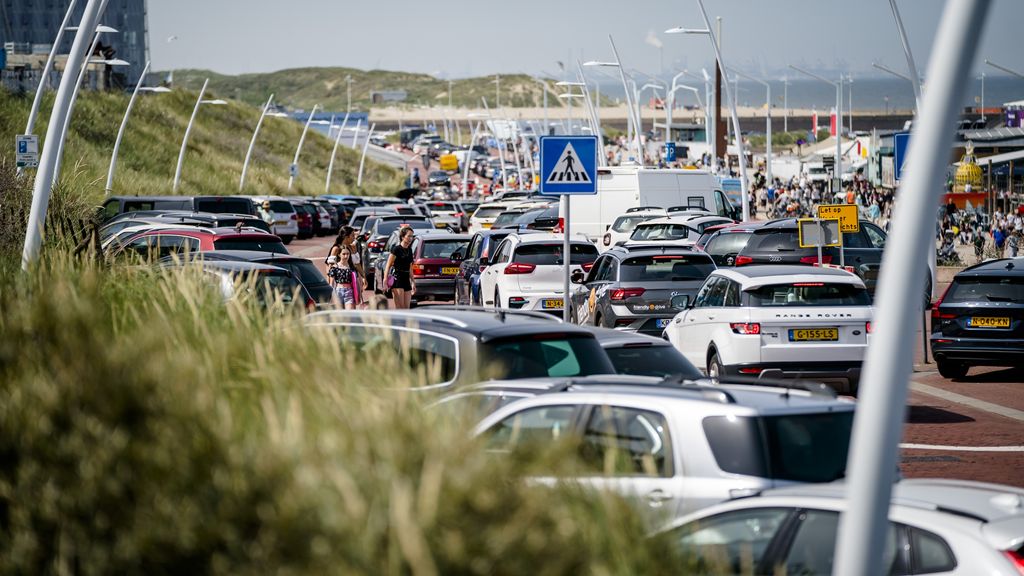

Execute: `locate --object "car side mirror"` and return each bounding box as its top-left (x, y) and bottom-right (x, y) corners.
top-left (478, 256), bottom-right (489, 267)
top-left (571, 270), bottom-right (585, 284)
top-left (671, 294), bottom-right (690, 309)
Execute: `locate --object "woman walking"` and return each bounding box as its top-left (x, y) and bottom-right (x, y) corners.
top-left (328, 226), bottom-right (366, 293)
top-left (384, 226), bottom-right (416, 309)
top-left (326, 249), bottom-right (360, 309)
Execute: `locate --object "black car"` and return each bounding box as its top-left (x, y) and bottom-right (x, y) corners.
top-left (587, 326), bottom-right (702, 379)
top-left (699, 221), bottom-right (764, 267)
top-left (304, 309), bottom-right (616, 391)
top-left (569, 247), bottom-right (716, 336)
top-left (194, 250), bottom-right (334, 304)
top-left (99, 211), bottom-right (271, 243)
top-left (930, 258), bottom-right (1024, 379)
top-left (360, 216), bottom-right (435, 288)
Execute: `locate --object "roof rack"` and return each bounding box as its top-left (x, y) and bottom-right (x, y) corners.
top-left (427, 305), bottom-right (563, 323)
top-left (710, 374), bottom-right (839, 399)
top-left (626, 206), bottom-right (664, 213)
top-left (549, 379), bottom-right (737, 404)
top-left (666, 205), bottom-right (711, 213)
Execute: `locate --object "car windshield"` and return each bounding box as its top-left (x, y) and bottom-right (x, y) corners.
top-left (377, 221), bottom-right (433, 236)
top-left (419, 239), bottom-right (470, 259)
top-left (620, 255), bottom-right (715, 282)
top-left (268, 200), bottom-right (293, 212)
top-left (630, 223), bottom-right (693, 241)
top-left (945, 277), bottom-right (1024, 303)
top-left (213, 238), bottom-right (288, 254)
top-left (513, 243), bottom-right (598, 265)
top-left (195, 198), bottom-right (253, 215)
top-left (702, 411), bottom-right (854, 482)
top-left (611, 215), bottom-right (655, 233)
top-left (745, 231), bottom-right (801, 252)
top-left (479, 334), bottom-right (613, 380)
top-left (603, 345), bottom-right (702, 379)
top-left (746, 283), bottom-right (870, 307)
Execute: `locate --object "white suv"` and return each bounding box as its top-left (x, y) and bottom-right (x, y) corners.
top-left (601, 207), bottom-right (666, 252)
top-left (479, 233), bottom-right (599, 313)
top-left (249, 195), bottom-right (299, 244)
top-left (664, 265), bottom-right (872, 394)
top-left (624, 215), bottom-right (702, 248)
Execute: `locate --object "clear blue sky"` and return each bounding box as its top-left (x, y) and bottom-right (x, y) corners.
top-left (148, 0), bottom-right (1024, 79)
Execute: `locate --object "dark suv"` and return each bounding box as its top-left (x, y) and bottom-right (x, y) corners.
top-left (699, 221), bottom-right (764, 267)
top-left (304, 309), bottom-right (616, 391)
top-left (930, 258), bottom-right (1024, 379)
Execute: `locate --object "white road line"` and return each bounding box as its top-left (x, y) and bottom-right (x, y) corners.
top-left (910, 381), bottom-right (1024, 423)
top-left (901, 443), bottom-right (1024, 452)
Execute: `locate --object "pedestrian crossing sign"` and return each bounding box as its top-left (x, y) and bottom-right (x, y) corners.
top-left (539, 136), bottom-right (598, 195)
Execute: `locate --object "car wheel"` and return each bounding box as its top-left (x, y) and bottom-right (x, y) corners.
top-left (707, 351), bottom-right (724, 380)
top-left (937, 360), bottom-right (969, 379)
top-left (594, 313), bottom-right (605, 328)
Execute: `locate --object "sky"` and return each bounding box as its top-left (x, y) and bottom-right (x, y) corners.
top-left (147, 0), bottom-right (1024, 80)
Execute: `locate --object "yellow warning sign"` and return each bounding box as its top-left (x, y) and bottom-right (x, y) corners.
top-left (817, 204), bottom-right (860, 233)
top-left (439, 154), bottom-right (458, 172)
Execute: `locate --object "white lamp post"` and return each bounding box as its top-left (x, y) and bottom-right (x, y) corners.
top-left (173, 78), bottom-right (227, 193)
top-left (356, 122), bottom-right (377, 189)
top-left (584, 37), bottom-right (643, 164)
top-left (790, 65), bottom-right (842, 196)
top-left (728, 68), bottom-right (772, 190)
top-left (888, 0), bottom-right (924, 111)
top-left (666, 2), bottom-right (750, 221)
top-left (480, 97), bottom-right (507, 190)
top-left (325, 112), bottom-right (351, 194)
top-left (239, 94), bottom-right (277, 192)
top-left (666, 84), bottom-right (701, 155)
top-left (462, 112), bottom-right (488, 198)
top-left (782, 76), bottom-right (789, 132)
top-left (492, 75), bottom-right (501, 108)
top-left (107, 61), bottom-right (171, 193)
top-left (288, 104), bottom-right (322, 190)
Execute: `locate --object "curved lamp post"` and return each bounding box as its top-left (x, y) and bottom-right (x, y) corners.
top-left (173, 78), bottom-right (227, 192)
top-left (239, 94), bottom-right (277, 191)
top-left (325, 112), bottom-right (351, 194)
top-left (288, 104), bottom-right (322, 190)
top-left (728, 68), bottom-right (772, 189)
top-left (790, 65), bottom-right (841, 195)
top-left (106, 61), bottom-right (171, 193)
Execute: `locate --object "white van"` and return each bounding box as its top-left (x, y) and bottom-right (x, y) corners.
top-left (568, 166), bottom-right (737, 241)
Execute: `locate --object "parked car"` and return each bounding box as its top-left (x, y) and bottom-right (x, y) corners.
top-left (664, 265), bottom-right (872, 394)
top-left (348, 206), bottom-right (398, 229)
top-left (109, 227), bottom-right (288, 261)
top-left (569, 247), bottom-right (716, 335)
top-left (587, 326), bottom-right (702, 379)
top-left (697, 221), bottom-right (763, 266)
top-left (474, 381), bottom-right (855, 522)
top-left (625, 216), bottom-right (703, 248)
top-left (930, 257), bottom-right (1024, 378)
top-left (600, 207), bottom-right (667, 252)
top-left (168, 260), bottom-right (313, 310)
top-left (479, 233), bottom-right (599, 314)
top-left (250, 196), bottom-right (299, 244)
top-left (372, 230), bottom-right (469, 304)
top-left (427, 171), bottom-right (452, 187)
top-left (99, 211), bottom-right (270, 243)
top-left (659, 479), bottom-right (1024, 576)
top-left (693, 222), bottom-right (738, 251)
top-left (425, 201), bottom-right (468, 231)
top-left (100, 195), bottom-right (257, 222)
top-left (469, 200), bottom-right (522, 233)
top-left (453, 229), bottom-right (530, 306)
top-left (360, 217), bottom-right (436, 288)
top-left (193, 250), bottom-right (333, 304)
top-left (303, 308), bottom-right (616, 390)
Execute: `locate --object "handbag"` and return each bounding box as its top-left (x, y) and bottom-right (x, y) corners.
top-left (385, 268), bottom-right (397, 290)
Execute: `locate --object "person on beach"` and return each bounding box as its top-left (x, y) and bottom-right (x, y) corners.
top-left (326, 251), bottom-right (360, 309)
top-left (384, 226), bottom-right (416, 309)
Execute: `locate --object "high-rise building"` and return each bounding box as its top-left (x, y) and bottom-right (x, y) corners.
top-left (0, 0), bottom-right (149, 86)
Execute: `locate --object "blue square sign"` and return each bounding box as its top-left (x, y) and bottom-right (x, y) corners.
top-left (539, 136), bottom-right (598, 195)
top-left (893, 131), bottom-right (910, 182)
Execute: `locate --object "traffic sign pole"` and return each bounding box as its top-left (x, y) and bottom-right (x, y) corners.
top-left (563, 196), bottom-right (571, 322)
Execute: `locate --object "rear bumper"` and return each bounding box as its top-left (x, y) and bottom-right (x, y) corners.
top-left (412, 278), bottom-right (456, 300)
top-left (930, 338), bottom-right (1024, 365)
top-left (722, 361), bottom-right (862, 384)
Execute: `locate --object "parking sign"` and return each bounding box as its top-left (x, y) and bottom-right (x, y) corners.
top-left (16, 134), bottom-right (39, 168)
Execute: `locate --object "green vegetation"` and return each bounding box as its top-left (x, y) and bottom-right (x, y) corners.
top-left (0, 88), bottom-right (404, 209)
top-left (166, 67), bottom-right (568, 111)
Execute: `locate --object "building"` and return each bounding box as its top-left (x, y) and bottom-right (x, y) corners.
top-left (0, 0), bottom-right (149, 86)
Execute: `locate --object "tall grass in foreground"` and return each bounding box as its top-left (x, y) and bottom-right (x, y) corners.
top-left (0, 255), bottom-right (685, 575)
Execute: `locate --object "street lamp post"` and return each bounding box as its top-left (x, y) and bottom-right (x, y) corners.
top-left (463, 112), bottom-right (488, 198)
top-left (356, 122), bottom-right (377, 189)
top-left (481, 98), bottom-right (507, 191)
top-left (288, 104), bottom-right (322, 190)
top-left (666, 0), bottom-right (750, 221)
top-left (783, 76), bottom-right (789, 132)
top-left (325, 113), bottom-right (351, 193)
top-left (239, 93), bottom-right (275, 192)
top-left (729, 68), bottom-right (772, 190)
top-left (888, 0), bottom-right (924, 110)
top-left (493, 75), bottom-right (501, 108)
top-left (584, 35), bottom-right (644, 164)
top-left (575, 61), bottom-right (607, 166)
top-left (173, 78), bottom-right (227, 193)
top-left (790, 65), bottom-right (842, 196)
top-left (985, 59), bottom-right (1024, 79)
top-left (107, 61), bottom-right (171, 193)
top-left (345, 75), bottom-right (353, 113)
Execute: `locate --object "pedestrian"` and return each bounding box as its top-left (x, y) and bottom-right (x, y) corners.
top-left (257, 200), bottom-right (276, 233)
top-left (994, 225), bottom-right (1006, 256)
top-left (384, 226), bottom-right (416, 309)
top-left (973, 228), bottom-right (986, 263)
top-left (328, 226), bottom-right (366, 292)
top-left (326, 250), bottom-right (360, 310)
top-left (1009, 229), bottom-right (1020, 258)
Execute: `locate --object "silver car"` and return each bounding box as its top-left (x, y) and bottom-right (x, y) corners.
top-left (474, 383), bottom-right (855, 523)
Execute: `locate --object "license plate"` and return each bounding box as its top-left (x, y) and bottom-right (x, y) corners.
top-left (435, 223), bottom-right (448, 228)
top-left (969, 316), bottom-right (1010, 328)
top-left (656, 318), bottom-right (672, 328)
top-left (789, 328), bottom-right (839, 341)
top-left (481, 222), bottom-right (493, 229)
top-left (542, 298), bottom-right (563, 309)
top-left (441, 267), bottom-right (459, 275)
top-left (274, 220), bottom-right (288, 225)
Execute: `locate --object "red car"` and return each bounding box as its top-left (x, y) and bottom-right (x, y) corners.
top-left (111, 226), bottom-right (288, 260)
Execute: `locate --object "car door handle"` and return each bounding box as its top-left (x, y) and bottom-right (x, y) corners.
top-left (646, 489), bottom-right (673, 507)
top-left (707, 315), bottom-right (715, 320)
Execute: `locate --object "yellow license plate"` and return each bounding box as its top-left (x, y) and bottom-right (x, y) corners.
top-left (274, 220), bottom-right (288, 225)
top-left (970, 316), bottom-right (1010, 328)
top-left (789, 328), bottom-right (839, 341)
top-left (441, 267), bottom-right (459, 275)
top-left (435, 223), bottom-right (448, 228)
top-left (481, 222), bottom-right (493, 229)
top-left (542, 298), bottom-right (563, 309)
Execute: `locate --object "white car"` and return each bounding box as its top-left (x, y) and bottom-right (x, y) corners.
top-left (479, 233), bottom-right (599, 313)
top-left (660, 479), bottom-right (1024, 576)
top-left (677, 214), bottom-right (735, 235)
top-left (469, 200), bottom-right (522, 234)
top-left (249, 195), bottom-right (299, 244)
top-left (624, 215), bottom-right (702, 248)
top-left (664, 265), bottom-right (872, 394)
top-left (600, 207), bottom-right (666, 252)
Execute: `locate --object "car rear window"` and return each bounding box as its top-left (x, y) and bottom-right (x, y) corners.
top-left (213, 238), bottom-right (288, 254)
top-left (479, 334), bottom-right (614, 380)
top-left (268, 259), bottom-right (327, 286)
top-left (474, 206), bottom-right (508, 219)
top-left (611, 215), bottom-right (655, 233)
top-left (944, 277), bottom-right (1024, 304)
top-left (431, 203), bottom-right (458, 212)
top-left (630, 223), bottom-right (693, 241)
top-left (603, 345), bottom-right (702, 379)
top-left (268, 201), bottom-right (294, 213)
top-left (493, 211), bottom-right (526, 227)
top-left (745, 230), bottom-right (801, 253)
top-left (325, 326), bottom-right (457, 387)
top-left (513, 243), bottom-right (599, 265)
top-left (620, 254), bottom-right (715, 282)
top-left (419, 239), bottom-right (470, 259)
top-left (747, 282), bottom-right (870, 307)
top-left (705, 232), bottom-right (753, 256)
top-left (702, 411), bottom-right (853, 482)
top-left (377, 221), bottom-right (433, 236)
top-left (195, 198), bottom-right (254, 215)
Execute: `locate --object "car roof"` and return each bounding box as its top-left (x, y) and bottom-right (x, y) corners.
top-left (586, 326), bottom-right (675, 348)
top-left (713, 265), bottom-right (864, 288)
top-left (638, 217), bottom-right (702, 227)
top-left (193, 250), bottom-right (305, 262)
top-left (686, 215), bottom-right (735, 225)
top-left (605, 246), bottom-right (711, 260)
top-left (141, 226), bottom-right (274, 239)
top-left (955, 257), bottom-right (1024, 278)
top-left (183, 260), bottom-right (290, 274)
top-left (304, 309), bottom-right (597, 341)
top-left (417, 232), bottom-right (471, 241)
top-left (508, 233), bottom-right (594, 245)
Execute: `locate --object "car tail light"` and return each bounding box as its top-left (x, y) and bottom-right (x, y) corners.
top-left (581, 262), bottom-right (594, 272)
top-left (412, 264), bottom-right (425, 277)
top-left (735, 255), bottom-right (753, 266)
top-left (290, 214), bottom-right (297, 221)
top-left (508, 296), bottom-right (527, 309)
top-left (866, 321), bottom-right (872, 334)
top-left (799, 255), bottom-right (833, 264)
top-left (1003, 549), bottom-right (1024, 575)
top-left (367, 241), bottom-right (382, 249)
top-left (603, 233), bottom-right (611, 246)
top-left (610, 287), bottom-right (645, 301)
top-left (730, 322), bottom-right (761, 335)
top-left (931, 284), bottom-right (956, 320)
top-left (738, 367), bottom-right (762, 374)
top-left (453, 212), bottom-right (464, 217)
top-left (504, 262), bottom-right (536, 274)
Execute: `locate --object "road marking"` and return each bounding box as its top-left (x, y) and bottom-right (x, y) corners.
top-left (901, 443), bottom-right (1024, 452)
top-left (910, 381), bottom-right (1024, 423)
